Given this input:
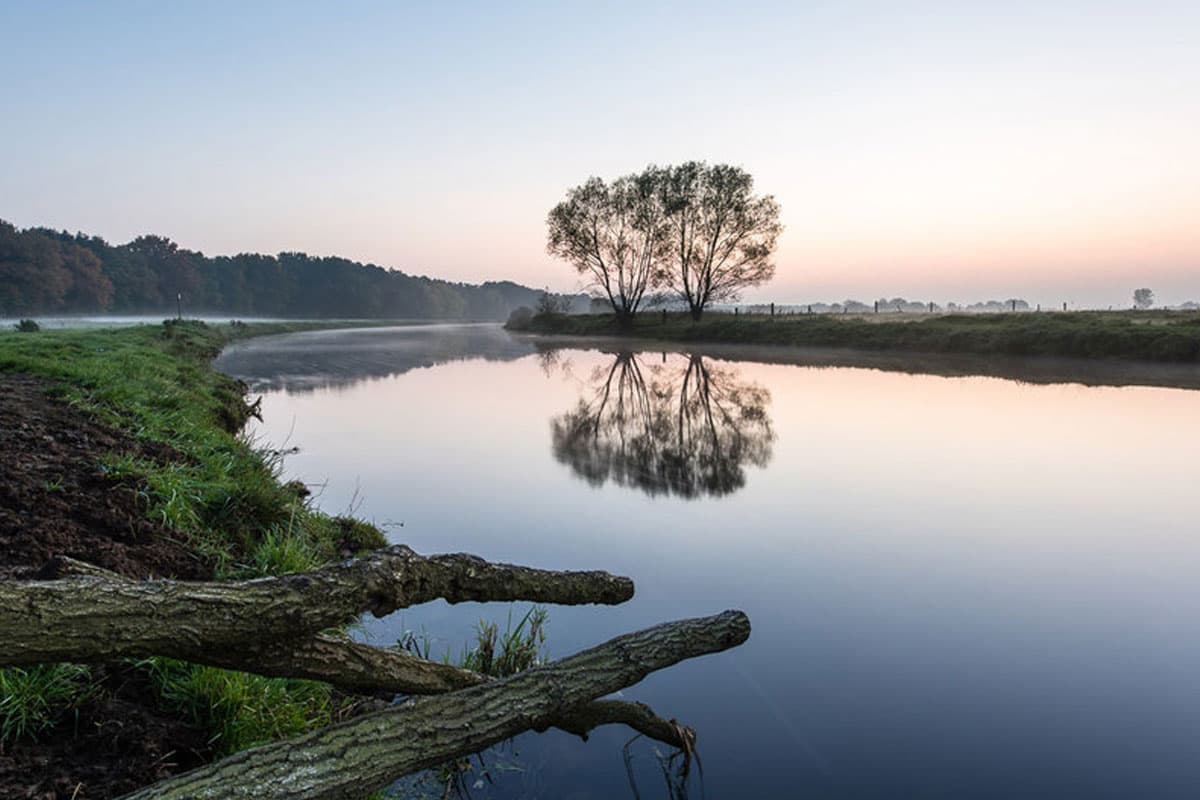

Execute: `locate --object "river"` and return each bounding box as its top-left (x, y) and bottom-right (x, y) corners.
top-left (215, 323), bottom-right (1200, 799)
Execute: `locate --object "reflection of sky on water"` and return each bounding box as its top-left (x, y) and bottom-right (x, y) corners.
top-left (222, 325), bottom-right (1200, 799)
top-left (215, 323), bottom-right (537, 393)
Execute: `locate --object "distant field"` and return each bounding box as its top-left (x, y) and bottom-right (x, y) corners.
top-left (512, 310), bottom-right (1200, 362)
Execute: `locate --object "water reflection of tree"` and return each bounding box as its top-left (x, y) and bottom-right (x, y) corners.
top-left (552, 352), bottom-right (774, 498)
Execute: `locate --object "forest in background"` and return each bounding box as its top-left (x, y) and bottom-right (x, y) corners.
top-left (0, 220), bottom-right (579, 320)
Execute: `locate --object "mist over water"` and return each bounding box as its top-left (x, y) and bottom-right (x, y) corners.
top-left (217, 324), bottom-right (1200, 799)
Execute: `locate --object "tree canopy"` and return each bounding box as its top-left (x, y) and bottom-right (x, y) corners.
top-left (546, 163), bottom-right (782, 321)
top-left (658, 162), bottom-right (782, 320)
top-left (546, 170), bottom-right (668, 323)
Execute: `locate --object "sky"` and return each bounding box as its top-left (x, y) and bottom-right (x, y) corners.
top-left (1, 0), bottom-right (1197, 307)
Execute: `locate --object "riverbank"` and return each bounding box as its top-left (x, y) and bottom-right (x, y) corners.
top-left (511, 310), bottom-right (1200, 363)
top-left (0, 320), bottom-right (389, 797)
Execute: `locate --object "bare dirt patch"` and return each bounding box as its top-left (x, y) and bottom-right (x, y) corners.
top-left (0, 667), bottom-right (212, 800)
top-left (0, 374), bottom-right (209, 582)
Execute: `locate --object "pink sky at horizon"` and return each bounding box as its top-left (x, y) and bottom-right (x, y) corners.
top-left (2, 1), bottom-right (1197, 307)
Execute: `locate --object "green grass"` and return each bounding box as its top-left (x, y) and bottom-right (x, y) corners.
top-left (398, 606), bottom-right (548, 679)
top-left (513, 309), bottom-right (1200, 362)
top-left (0, 319), bottom-right (389, 756)
top-left (0, 319), bottom-right (389, 570)
top-left (139, 659), bottom-right (334, 755)
top-left (0, 664), bottom-right (93, 745)
top-left (458, 606), bottom-right (548, 678)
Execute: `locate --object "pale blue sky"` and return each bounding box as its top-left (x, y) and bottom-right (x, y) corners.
top-left (2, 1), bottom-right (1197, 305)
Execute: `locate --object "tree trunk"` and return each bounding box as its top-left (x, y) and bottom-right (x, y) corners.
top-left (119, 611), bottom-right (750, 800)
top-left (1, 546), bottom-right (633, 667)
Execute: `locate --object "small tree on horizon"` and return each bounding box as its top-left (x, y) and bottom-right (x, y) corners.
top-left (1133, 287), bottom-right (1154, 309)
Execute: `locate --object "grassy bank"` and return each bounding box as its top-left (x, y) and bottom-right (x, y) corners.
top-left (0, 320), bottom-right (392, 776)
top-left (511, 310), bottom-right (1200, 362)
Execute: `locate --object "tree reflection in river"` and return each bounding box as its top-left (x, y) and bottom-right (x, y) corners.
top-left (552, 351), bottom-right (774, 498)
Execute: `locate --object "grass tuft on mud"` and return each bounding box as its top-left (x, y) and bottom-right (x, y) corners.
top-left (0, 664), bottom-right (93, 744)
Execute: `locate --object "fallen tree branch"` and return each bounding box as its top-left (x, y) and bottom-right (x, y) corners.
top-left (119, 610), bottom-right (751, 800)
top-left (246, 635), bottom-right (696, 747)
top-left (38, 556), bottom-right (697, 748)
top-left (0, 546), bottom-right (634, 667)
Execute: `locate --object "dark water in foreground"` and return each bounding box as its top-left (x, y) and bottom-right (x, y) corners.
top-left (216, 324), bottom-right (1200, 799)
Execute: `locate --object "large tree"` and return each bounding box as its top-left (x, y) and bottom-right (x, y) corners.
top-left (658, 162), bottom-right (782, 320)
top-left (546, 168), bottom-right (668, 324)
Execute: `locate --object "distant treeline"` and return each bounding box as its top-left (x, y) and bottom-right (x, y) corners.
top-left (0, 220), bottom-right (580, 319)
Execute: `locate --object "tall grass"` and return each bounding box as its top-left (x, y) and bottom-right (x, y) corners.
top-left (398, 606), bottom-right (549, 679)
top-left (459, 606), bottom-right (548, 678)
top-left (0, 664), bottom-right (93, 745)
top-left (139, 659), bottom-right (333, 754)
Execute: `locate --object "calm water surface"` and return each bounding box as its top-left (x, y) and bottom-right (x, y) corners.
top-left (216, 324), bottom-right (1200, 799)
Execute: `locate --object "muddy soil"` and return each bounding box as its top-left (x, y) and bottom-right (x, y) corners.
top-left (0, 375), bottom-right (209, 582)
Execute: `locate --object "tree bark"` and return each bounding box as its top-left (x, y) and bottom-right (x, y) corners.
top-left (33, 558), bottom-right (701, 749)
top-left (0, 546), bottom-right (633, 667)
top-left (119, 610), bottom-right (751, 800)
top-left (227, 634), bottom-right (699, 747)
